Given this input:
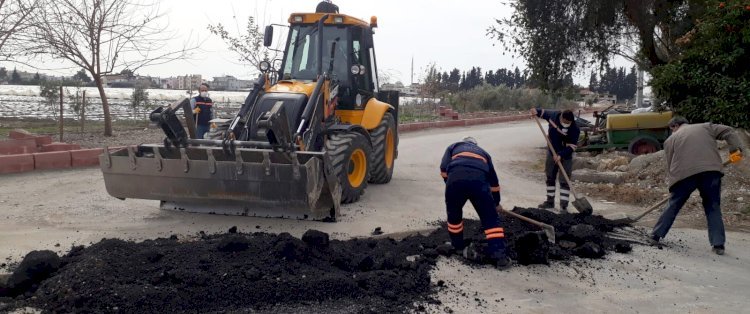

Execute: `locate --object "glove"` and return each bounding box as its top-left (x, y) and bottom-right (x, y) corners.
top-left (492, 191), bottom-right (501, 206)
top-left (729, 149), bottom-right (743, 164)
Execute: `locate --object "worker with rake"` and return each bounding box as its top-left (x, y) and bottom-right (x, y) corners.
top-left (650, 117), bottom-right (744, 255)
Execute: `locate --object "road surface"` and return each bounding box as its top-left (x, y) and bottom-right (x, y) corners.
top-left (1, 119), bottom-right (748, 313)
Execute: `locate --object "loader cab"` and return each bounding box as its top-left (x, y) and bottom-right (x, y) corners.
top-left (276, 14), bottom-right (379, 109)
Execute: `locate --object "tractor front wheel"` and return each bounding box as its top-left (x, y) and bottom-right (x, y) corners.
top-left (326, 132), bottom-right (372, 204)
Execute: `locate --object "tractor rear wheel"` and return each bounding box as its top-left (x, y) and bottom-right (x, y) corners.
top-left (327, 132), bottom-right (371, 204)
top-left (628, 136), bottom-right (661, 155)
top-left (369, 112), bottom-right (397, 184)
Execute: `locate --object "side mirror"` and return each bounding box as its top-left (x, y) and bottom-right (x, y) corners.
top-left (263, 25), bottom-right (274, 47)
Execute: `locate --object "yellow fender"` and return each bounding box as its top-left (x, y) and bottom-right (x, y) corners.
top-left (360, 98), bottom-right (394, 130)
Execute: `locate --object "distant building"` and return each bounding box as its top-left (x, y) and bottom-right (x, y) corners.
top-left (579, 88), bottom-right (617, 104)
top-left (176, 74), bottom-right (202, 90)
top-left (211, 75), bottom-right (240, 91)
top-left (237, 79), bottom-right (255, 90)
top-left (380, 81), bottom-right (418, 97)
top-left (101, 74), bottom-right (128, 86)
top-left (162, 77), bottom-right (178, 89)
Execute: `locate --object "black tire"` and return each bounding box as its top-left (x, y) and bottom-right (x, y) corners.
top-left (369, 112), bottom-right (397, 184)
top-left (628, 136), bottom-right (661, 155)
top-left (326, 132), bottom-right (371, 204)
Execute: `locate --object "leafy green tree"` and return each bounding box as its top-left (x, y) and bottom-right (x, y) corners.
top-left (10, 68), bottom-right (21, 83)
top-left (73, 69), bottom-right (92, 83)
top-left (489, 0), bottom-right (711, 93)
top-left (130, 81), bottom-right (150, 120)
top-left (0, 67), bottom-right (6, 80)
top-left (651, 1), bottom-right (750, 128)
top-left (39, 80), bottom-right (60, 120)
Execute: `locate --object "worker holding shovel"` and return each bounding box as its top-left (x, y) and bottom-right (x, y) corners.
top-left (531, 108), bottom-right (581, 213)
top-left (650, 117), bottom-right (744, 255)
top-left (440, 136), bottom-right (511, 269)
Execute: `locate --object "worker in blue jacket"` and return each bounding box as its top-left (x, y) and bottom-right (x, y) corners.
top-left (440, 136), bottom-right (511, 269)
top-left (190, 83), bottom-right (214, 139)
top-left (531, 108), bottom-right (580, 212)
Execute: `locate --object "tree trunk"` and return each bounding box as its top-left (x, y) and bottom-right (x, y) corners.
top-left (93, 75), bottom-right (113, 136)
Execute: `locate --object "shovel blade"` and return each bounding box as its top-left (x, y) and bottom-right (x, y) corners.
top-left (543, 225), bottom-right (556, 244)
top-left (573, 197), bottom-right (593, 216)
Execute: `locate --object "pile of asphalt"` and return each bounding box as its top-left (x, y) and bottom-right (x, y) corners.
top-left (0, 208), bottom-right (636, 313)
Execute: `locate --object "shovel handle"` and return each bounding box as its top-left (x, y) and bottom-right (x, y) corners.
top-left (533, 115), bottom-right (581, 199)
top-left (497, 206), bottom-right (546, 229)
top-left (631, 196), bottom-right (670, 222)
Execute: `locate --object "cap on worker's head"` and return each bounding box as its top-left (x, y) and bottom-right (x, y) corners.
top-left (668, 116), bottom-right (689, 128)
top-left (462, 136), bottom-right (477, 145)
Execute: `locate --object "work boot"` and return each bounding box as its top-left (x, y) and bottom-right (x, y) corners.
top-left (538, 200), bottom-right (555, 210)
top-left (494, 256), bottom-right (512, 270)
top-left (712, 245), bottom-right (725, 255)
top-left (462, 242), bottom-right (482, 263)
top-left (648, 235), bottom-right (661, 247)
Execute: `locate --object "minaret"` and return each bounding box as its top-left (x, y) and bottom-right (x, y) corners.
top-left (410, 56), bottom-right (414, 85)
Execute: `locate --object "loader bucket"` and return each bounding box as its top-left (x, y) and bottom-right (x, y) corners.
top-left (100, 145), bottom-right (341, 220)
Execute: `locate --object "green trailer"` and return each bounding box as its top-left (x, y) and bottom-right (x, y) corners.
top-left (577, 111), bottom-right (673, 155)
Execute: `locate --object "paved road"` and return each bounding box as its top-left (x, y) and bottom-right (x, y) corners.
top-left (0, 119), bottom-right (631, 258)
top-left (1, 119), bottom-right (748, 313)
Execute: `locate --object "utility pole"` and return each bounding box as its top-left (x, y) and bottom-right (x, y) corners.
top-left (636, 68), bottom-right (644, 108)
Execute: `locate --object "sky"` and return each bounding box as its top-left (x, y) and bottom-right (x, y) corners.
top-left (4, 0), bottom-right (634, 86)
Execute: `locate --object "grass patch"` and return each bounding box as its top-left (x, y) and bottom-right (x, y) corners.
top-left (0, 117), bottom-right (149, 137)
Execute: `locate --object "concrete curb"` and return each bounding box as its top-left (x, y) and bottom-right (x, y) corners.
top-left (399, 114), bottom-right (529, 133)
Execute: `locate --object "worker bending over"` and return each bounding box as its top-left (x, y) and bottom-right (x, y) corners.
top-left (651, 117), bottom-right (744, 255)
top-left (440, 136), bottom-right (511, 269)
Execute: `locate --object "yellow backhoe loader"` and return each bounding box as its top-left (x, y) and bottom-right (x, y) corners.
top-left (100, 6), bottom-right (399, 221)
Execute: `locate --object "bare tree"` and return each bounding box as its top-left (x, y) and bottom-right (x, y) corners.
top-left (208, 14), bottom-right (281, 73)
top-left (0, 0), bottom-right (37, 60)
top-left (28, 0), bottom-right (198, 136)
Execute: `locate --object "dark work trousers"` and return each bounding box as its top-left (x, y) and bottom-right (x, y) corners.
top-left (196, 124), bottom-right (210, 139)
top-left (652, 171), bottom-right (725, 246)
top-left (544, 151), bottom-right (573, 208)
top-left (445, 167), bottom-right (507, 259)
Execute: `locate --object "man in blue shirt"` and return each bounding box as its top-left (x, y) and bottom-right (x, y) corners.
top-left (531, 108), bottom-right (580, 212)
top-left (440, 136), bottom-right (511, 269)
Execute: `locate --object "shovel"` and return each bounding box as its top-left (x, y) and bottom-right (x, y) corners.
top-left (534, 115), bottom-right (594, 216)
top-left (497, 206), bottom-right (556, 244)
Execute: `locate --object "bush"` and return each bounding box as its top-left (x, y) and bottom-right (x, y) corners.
top-left (650, 1), bottom-right (750, 128)
top-left (39, 81), bottom-right (60, 120)
top-left (445, 84), bottom-right (578, 112)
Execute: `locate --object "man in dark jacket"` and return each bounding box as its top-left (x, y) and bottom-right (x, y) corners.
top-left (651, 116), bottom-right (744, 255)
top-left (440, 136), bottom-right (511, 269)
top-left (531, 108), bottom-right (580, 212)
top-left (190, 83), bottom-right (213, 139)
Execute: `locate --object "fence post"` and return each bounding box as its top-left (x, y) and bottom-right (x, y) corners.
top-left (59, 85), bottom-right (64, 142)
top-left (81, 90), bottom-right (86, 132)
